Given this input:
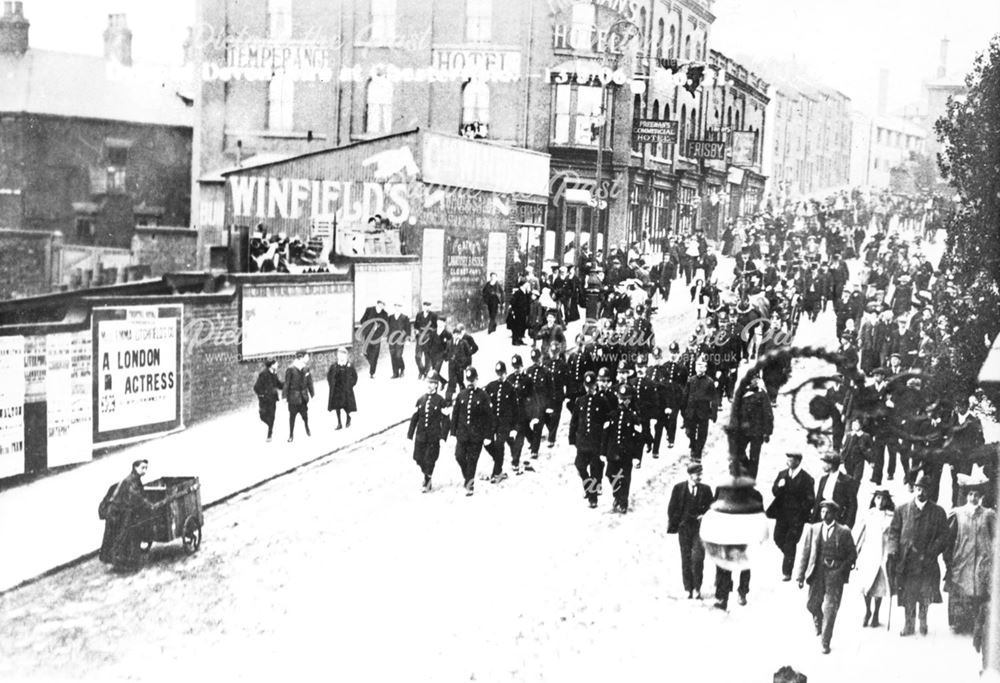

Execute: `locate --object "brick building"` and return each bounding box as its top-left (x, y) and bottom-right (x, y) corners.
top-left (0, 4), bottom-right (193, 251)
top-left (195, 0), bottom-right (770, 285)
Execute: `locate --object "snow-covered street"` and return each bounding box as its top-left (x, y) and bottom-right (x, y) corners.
top-left (0, 257), bottom-right (985, 683)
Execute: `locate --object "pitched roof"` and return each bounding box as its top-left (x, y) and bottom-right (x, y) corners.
top-left (0, 49), bottom-right (193, 127)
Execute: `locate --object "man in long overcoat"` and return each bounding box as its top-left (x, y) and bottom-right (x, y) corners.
top-left (767, 453), bottom-right (816, 581)
top-left (284, 351), bottom-right (315, 441)
top-left (667, 463), bottom-right (714, 599)
top-left (887, 472), bottom-right (950, 636)
top-left (253, 358), bottom-right (283, 441)
top-left (507, 280), bottom-right (531, 346)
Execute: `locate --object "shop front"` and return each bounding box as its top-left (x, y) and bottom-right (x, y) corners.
top-left (222, 130), bottom-right (550, 327)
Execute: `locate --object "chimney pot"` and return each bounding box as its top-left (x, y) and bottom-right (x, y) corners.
top-left (0, 0), bottom-right (29, 55)
top-left (104, 12), bottom-right (132, 66)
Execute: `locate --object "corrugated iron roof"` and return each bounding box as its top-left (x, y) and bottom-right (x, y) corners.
top-left (0, 49), bottom-right (193, 127)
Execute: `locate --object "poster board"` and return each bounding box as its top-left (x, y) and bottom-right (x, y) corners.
top-left (92, 306), bottom-right (183, 445)
top-left (444, 234), bottom-right (487, 302)
top-left (0, 336), bottom-right (25, 478)
top-left (241, 282), bottom-right (352, 359)
top-left (421, 228), bottom-right (444, 310)
top-left (47, 330), bottom-right (93, 467)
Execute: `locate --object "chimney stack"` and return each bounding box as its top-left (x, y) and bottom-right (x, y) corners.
top-left (877, 68), bottom-right (889, 116)
top-left (0, 1), bottom-right (29, 56)
top-left (104, 13), bottom-right (132, 66)
top-left (937, 37), bottom-right (950, 79)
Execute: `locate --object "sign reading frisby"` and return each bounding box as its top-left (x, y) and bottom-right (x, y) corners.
top-left (93, 306), bottom-right (183, 444)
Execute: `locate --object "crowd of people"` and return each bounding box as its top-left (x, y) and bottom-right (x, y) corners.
top-left (238, 185), bottom-right (993, 670)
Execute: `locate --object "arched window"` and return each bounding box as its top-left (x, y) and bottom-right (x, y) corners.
top-left (632, 93), bottom-right (643, 151)
top-left (365, 76), bottom-right (393, 134)
top-left (656, 19), bottom-right (664, 58)
top-left (695, 41), bottom-right (702, 63)
top-left (735, 110), bottom-right (741, 130)
top-left (684, 35), bottom-right (691, 60)
top-left (726, 105), bottom-right (732, 128)
top-left (651, 100), bottom-right (660, 155)
top-left (668, 25), bottom-right (676, 58)
top-left (663, 103), bottom-right (671, 156)
top-left (690, 107), bottom-right (697, 142)
top-left (680, 104), bottom-right (687, 149)
top-left (638, 7), bottom-right (648, 53)
top-left (461, 79), bottom-right (490, 132)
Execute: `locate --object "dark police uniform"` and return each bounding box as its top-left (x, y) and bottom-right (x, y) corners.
top-left (602, 384), bottom-right (644, 513)
top-left (525, 351), bottom-right (553, 458)
top-left (569, 373), bottom-right (610, 508)
top-left (484, 362), bottom-right (518, 481)
top-left (544, 354), bottom-right (569, 448)
top-left (451, 368), bottom-right (494, 495)
top-left (407, 374), bottom-right (449, 490)
top-left (505, 358), bottom-right (535, 473)
top-left (650, 355), bottom-right (686, 453)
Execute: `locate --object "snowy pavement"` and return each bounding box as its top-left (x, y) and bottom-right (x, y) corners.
top-left (0, 257), bottom-right (987, 683)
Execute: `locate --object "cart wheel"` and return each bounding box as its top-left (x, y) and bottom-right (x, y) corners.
top-left (139, 540), bottom-right (153, 554)
top-left (182, 516), bottom-right (202, 554)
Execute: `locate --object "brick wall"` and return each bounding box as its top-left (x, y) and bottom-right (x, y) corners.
top-left (0, 228), bottom-right (59, 300)
top-left (132, 227), bottom-right (198, 277)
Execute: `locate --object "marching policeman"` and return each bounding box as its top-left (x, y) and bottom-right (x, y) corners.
top-left (506, 354), bottom-right (535, 475)
top-left (544, 341), bottom-right (569, 450)
top-left (451, 367), bottom-right (494, 496)
top-left (596, 366), bottom-right (618, 412)
top-left (565, 334), bottom-right (594, 409)
top-left (525, 348), bottom-right (553, 461)
top-left (407, 371), bottom-right (449, 493)
top-left (602, 383), bottom-right (644, 514)
top-left (484, 362), bottom-right (517, 483)
top-left (569, 371), bottom-right (610, 509)
top-left (632, 356), bottom-right (661, 469)
top-left (650, 342), bottom-right (687, 454)
top-left (684, 358), bottom-right (719, 460)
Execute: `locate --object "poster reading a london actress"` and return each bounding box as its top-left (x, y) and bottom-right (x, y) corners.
top-left (0, 335), bottom-right (26, 478)
top-left (46, 330), bottom-right (93, 468)
top-left (92, 306), bottom-right (182, 445)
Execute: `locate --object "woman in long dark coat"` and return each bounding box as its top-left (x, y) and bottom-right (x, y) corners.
top-left (100, 459), bottom-right (158, 572)
top-left (327, 348), bottom-right (358, 429)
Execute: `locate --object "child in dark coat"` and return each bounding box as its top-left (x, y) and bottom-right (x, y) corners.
top-left (327, 348), bottom-right (358, 429)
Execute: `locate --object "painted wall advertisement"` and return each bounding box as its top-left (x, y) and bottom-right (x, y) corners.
top-left (0, 336), bottom-right (25, 478)
top-left (93, 306), bottom-right (183, 445)
top-left (47, 331), bottom-right (93, 467)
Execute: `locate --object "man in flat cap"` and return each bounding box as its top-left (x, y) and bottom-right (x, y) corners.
top-left (768, 453), bottom-right (816, 581)
top-left (888, 472), bottom-right (949, 636)
top-left (812, 453), bottom-right (858, 528)
top-left (795, 499), bottom-right (858, 654)
top-left (667, 463), bottom-right (714, 599)
top-left (413, 301), bottom-right (438, 380)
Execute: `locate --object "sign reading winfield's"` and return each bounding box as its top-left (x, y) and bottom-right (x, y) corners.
top-left (685, 139), bottom-right (727, 160)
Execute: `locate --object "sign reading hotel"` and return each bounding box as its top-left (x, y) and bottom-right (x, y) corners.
top-left (430, 46), bottom-right (521, 81)
top-left (93, 306), bottom-right (183, 444)
top-left (633, 119), bottom-right (678, 144)
top-left (685, 139), bottom-right (727, 160)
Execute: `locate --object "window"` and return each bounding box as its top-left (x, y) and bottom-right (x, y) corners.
top-left (370, 0), bottom-right (396, 43)
top-left (107, 147), bottom-right (128, 193)
top-left (461, 79), bottom-right (490, 132)
top-left (668, 25), bottom-right (676, 58)
top-left (656, 19), bottom-right (664, 58)
top-left (638, 8), bottom-right (647, 53)
top-left (75, 217), bottom-right (94, 243)
top-left (684, 35), bottom-right (691, 59)
top-left (726, 106), bottom-right (732, 128)
top-left (365, 76), bottom-right (393, 134)
top-left (268, 75), bottom-right (295, 130)
top-left (690, 107), bottom-right (697, 144)
top-left (662, 103), bottom-right (672, 158)
top-left (267, 0), bottom-right (292, 39)
top-left (651, 100), bottom-right (660, 156)
top-left (466, 0), bottom-right (490, 42)
top-left (553, 84), bottom-right (571, 144)
top-left (680, 104), bottom-right (687, 149)
top-left (735, 110), bottom-right (740, 130)
top-left (575, 86), bottom-right (602, 146)
top-left (631, 93), bottom-right (642, 151)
